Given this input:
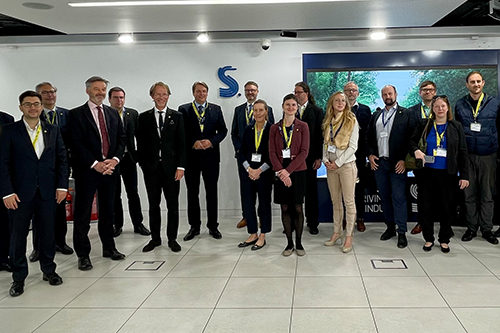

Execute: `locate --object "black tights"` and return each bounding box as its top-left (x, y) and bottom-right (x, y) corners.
top-left (281, 204), bottom-right (304, 250)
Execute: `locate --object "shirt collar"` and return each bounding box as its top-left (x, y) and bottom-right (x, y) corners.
top-left (194, 101), bottom-right (207, 109)
top-left (154, 106), bottom-right (167, 113)
top-left (23, 117), bottom-right (40, 132)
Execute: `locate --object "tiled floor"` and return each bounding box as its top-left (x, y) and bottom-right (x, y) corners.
top-left (2, 215), bottom-right (500, 332)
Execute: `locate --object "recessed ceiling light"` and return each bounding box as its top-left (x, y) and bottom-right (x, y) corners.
top-left (22, 2), bottom-right (54, 10)
top-left (197, 32), bottom-right (209, 43)
top-left (370, 30), bottom-right (386, 40)
top-left (422, 50), bottom-right (442, 57)
top-left (118, 33), bottom-right (134, 43)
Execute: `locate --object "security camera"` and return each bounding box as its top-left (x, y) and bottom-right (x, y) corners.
top-left (260, 39), bottom-right (271, 51)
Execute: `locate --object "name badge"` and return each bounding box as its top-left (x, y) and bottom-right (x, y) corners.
top-left (251, 153), bottom-right (262, 162)
top-left (433, 148), bottom-right (447, 157)
top-left (380, 131), bottom-right (388, 138)
top-left (328, 145), bottom-right (336, 153)
top-left (282, 149), bottom-right (291, 159)
top-left (471, 123), bottom-right (481, 132)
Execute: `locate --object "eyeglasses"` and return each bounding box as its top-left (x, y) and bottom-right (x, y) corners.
top-left (21, 102), bottom-right (42, 108)
top-left (294, 90), bottom-right (305, 95)
top-left (344, 89), bottom-right (358, 93)
top-left (40, 90), bottom-right (56, 95)
top-left (420, 88), bottom-right (436, 93)
top-left (244, 89), bottom-right (257, 93)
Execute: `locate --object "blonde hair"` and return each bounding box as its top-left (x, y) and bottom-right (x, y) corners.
top-left (322, 92), bottom-right (354, 140)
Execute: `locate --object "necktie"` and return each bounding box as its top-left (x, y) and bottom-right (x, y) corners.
top-left (296, 105), bottom-right (302, 119)
top-left (158, 111), bottom-right (164, 132)
top-left (48, 110), bottom-right (55, 124)
top-left (97, 106), bottom-right (110, 158)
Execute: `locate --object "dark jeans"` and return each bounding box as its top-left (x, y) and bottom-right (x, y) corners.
top-left (241, 170), bottom-right (273, 234)
top-left (374, 158), bottom-right (408, 233)
top-left (464, 153), bottom-right (496, 233)
top-left (236, 160), bottom-right (247, 219)
top-left (305, 163), bottom-right (319, 228)
top-left (420, 168), bottom-right (455, 244)
top-left (114, 153), bottom-right (143, 229)
top-left (33, 199), bottom-right (67, 250)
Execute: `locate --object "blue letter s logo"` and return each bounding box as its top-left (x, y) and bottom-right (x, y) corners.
top-left (218, 66), bottom-right (239, 98)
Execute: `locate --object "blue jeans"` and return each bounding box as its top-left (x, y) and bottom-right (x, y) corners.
top-left (374, 159), bottom-right (408, 233)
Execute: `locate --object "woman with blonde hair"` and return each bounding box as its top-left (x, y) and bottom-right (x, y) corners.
top-left (323, 91), bottom-right (359, 253)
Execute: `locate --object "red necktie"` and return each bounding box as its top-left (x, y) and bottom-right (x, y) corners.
top-left (97, 106), bottom-right (110, 158)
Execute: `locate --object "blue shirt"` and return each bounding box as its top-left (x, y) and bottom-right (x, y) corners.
top-left (425, 123), bottom-right (447, 170)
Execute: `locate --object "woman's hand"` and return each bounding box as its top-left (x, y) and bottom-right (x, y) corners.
top-left (283, 176), bottom-right (292, 187)
top-left (459, 179), bottom-right (469, 190)
top-left (248, 168), bottom-right (262, 181)
top-left (277, 169), bottom-right (290, 181)
top-left (414, 149), bottom-right (425, 162)
top-left (324, 161), bottom-right (338, 170)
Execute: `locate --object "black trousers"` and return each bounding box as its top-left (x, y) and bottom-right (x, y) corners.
top-left (114, 154), bottom-right (143, 229)
top-left (143, 164), bottom-right (180, 242)
top-left (420, 168), bottom-right (455, 244)
top-left (0, 203), bottom-right (10, 264)
top-left (241, 170), bottom-right (273, 234)
top-left (73, 173), bottom-right (117, 257)
top-left (354, 159), bottom-right (367, 220)
top-left (304, 163), bottom-right (319, 228)
top-left (236, 160), bottom-right (247, 219)
top-left (33, 199), bottom-right (67, 251)
top-left (184, 161), bottom-right (220, 230)
top-left (9, 190), bottom-right (56, 281)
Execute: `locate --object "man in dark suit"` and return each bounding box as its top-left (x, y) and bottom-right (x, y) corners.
top-left (231, 81), bottom-right (274, 229)
top-left (0, 110), bottom-right (14, 273)
top-left (344, 81), bottom-right (372, 232)
top-left (137, 82), bottom-right (186, 253)
top-left (294, 82), bottom-right (324, 235)
top-left (68, 76), bottom-right (126, 271)
top-left (108, 87), bottom-right (150, 238)
top-left (28, 82), bottom-right (73, 263)
top-left (179, 81), bottom-right (228, 241)
top-left (367, 85), bottom-right (412, 248)
top-left (0, 91), bottom-right (68, 296)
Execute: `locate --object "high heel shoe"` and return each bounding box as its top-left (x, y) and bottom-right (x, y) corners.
top-left (342, 245), bottom-right (352, 253)
top-left (324, 233), bottom-right (343, 246)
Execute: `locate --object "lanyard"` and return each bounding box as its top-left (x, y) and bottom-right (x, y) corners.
top-left (433, 122), bottom-right (447, 147)
top-left (192, 102), bottom-right (206, 131)
top-left (382, 108), bottom-right (396, 128)
top-left (254, 123), bottom-right (266, 152)
top-left (31, 124), bottom-right (42, 148)
top-left (329, 120), bottom-right (343, 143)
top-left (47, 111), bottom-right (56, 124)
top-left (472, 93), bottom-right (484, 121)
top-left (282, 121), bottom-right (294, 149)
top-left (245, 104), bottom-right (253, 125)
top-left (421, 105), bottom-right (429, 119)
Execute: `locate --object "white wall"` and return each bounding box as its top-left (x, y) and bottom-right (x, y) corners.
top-left (0, 36), bottom-right (499, 215)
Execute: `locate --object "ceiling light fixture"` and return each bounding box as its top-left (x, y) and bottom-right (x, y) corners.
top-left (197, 32), bottom-right (209, 43)
top-left (369, 30), bottom-right (386, 41)
top-left (118, 33), bottom-right (134, 43)
top-left (68, 0), bottom-right (348, 7)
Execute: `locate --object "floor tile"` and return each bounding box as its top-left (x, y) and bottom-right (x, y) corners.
top-left (103, 255), bottom-right (181, 278)
top-left (119, 309), bottom-right (212, 333)
top-left (473, 252), bottom-right (500, 275)
top-left (415, 251), bottom-right (492, 276)
top-left (232, 252), bottom-right (297, 277)
top-left (168, 254), bottom-right (240, 277)
top-left (0, 308), bottom-right (59, 333)
top-left (205, 308), bottom-right (291, 333)
top-left (432, 276), bottom-right (500, 307)
top-left (356, 253), bottom-right (426, 277)
top-left (296, 254), bottom-right (360, 277)
top-left (453, 307), bottom-right (500, 333)
top-left (291, 308), bottom-right (376, 333)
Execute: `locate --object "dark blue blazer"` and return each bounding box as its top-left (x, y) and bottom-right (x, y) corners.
top-left (0, 120), bottom-right (68, 201)
top-left (300, 103), bottom-right (324, 163)
top-left (119, 107), bottom-right (139, 163)
top-left (178, 102), bottom-right (228, 163)
top-left (238, 121), bottom-right (272, 171)
top-left (40, 106), bottom-right (69, 142)
top-left (0, 111), bottom-right (14, 135)
top-left (68, 103), bottom-right (126, 179)
top-left (351, 103), bottom-right (372, 160)
top-left (231, 103), bottom-right (274, 158)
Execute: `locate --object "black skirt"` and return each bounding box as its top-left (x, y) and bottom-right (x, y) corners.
top-left (273, 159), bottom-right (307, 205)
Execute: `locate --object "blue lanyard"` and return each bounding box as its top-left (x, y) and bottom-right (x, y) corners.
top-left (382, 108), bottom-right (396, 128)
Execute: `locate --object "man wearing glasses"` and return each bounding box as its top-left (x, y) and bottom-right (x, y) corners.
top-left (231, 81), bottom-right (274, 229)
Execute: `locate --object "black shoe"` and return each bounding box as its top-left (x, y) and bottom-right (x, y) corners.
top-left (113, 227), bottom-right (123, 238)
top-left (168, 240), bottom-right (182, 252)
top-left (482, 231), bottom-right (499, 245)
top-left (183, 228), bottom-right (200, 241)
top-left (440, 244), bottom-right (451, 254)
top-left (461, 229), bottom-right (477, 242)
top-left (134, 223), bottom-right (151, 236)
top-left (423, 243), bottom-right (434, 252)
top-left (209, 228), bottom-right (222, 239)
top-left (0, 262), bottom-right (12, 272)
top-left (308, 226), bottom-right (319, 235)
top-left (397, 233), bottom-right (408, 248)
top-left (103, 249), bottom-right (126, 260)
top-left (43, 272), bottom-right (63, 286)
top-left (78, 256), bottom-right (93, 271)
top-left (251, 241), bottom-right (266, 251)
top-left (142, 240), bottom-right (161, 252)
top-left (380, 228), bottom-right (396, 241)
top-left (55, 244), bottom-right (74, 255)
top-left (494, 228), bottom-right (500, 238)
top-left (238, 239), bottom-right (258, 248)
top-left (29, 250), bottom-right (39, 262)
top-left (9, 280), bottom-right (24, 297)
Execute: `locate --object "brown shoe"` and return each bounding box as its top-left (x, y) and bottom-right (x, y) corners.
top-left (411, 223), bottom-right (422, 235)
top-left (356, 218), bottom-right (366, 232)
top-left (237, 218), bottom-right (247, 229)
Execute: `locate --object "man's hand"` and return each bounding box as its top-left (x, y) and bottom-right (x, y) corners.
top-left (395, 160), bottom-right (406, 174)
top-left (200, 139), bottom-right (213, 149)
top-left (193, 140), bottom-right (205, 150)
top-left (312, 159), bottom-right (322, 170)
top-left (93, 161), bottom-right (107, 174)
top-left (3, 194), bottom-right (20, 210)
top-left (459, 179), bottom-right (469, 190)
top-left (56, 190), bottom-right (67, 204)
top-left (103, 159), bottom-right (118, 175)
top-left (369, 155), bottom-right (379, 170)
top-left (175, 169), bottom-right (184, 181)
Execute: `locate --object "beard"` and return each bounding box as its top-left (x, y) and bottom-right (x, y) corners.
top-left (384, 98), bottom-right (395, 106)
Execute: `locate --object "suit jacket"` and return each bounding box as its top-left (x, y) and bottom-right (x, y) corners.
top-left (351, 103), bottom-right (371, 161)
top-left (178, 102), bottom-right (228, 164)
top-left (0, 120), bottom-right (68, 201)
top-left (238, 121), bottom-right (272, 171)
top-left (68, 102), bottom-right (126, 179)
top-left (367, 104), bottom-right (412, 169)
top-left (137, 108), bottom-right (187, 176)
top-left (0, 111), bottom-right (14, 136)
top-left (40, 106), bottom-right (70, 143)
top-left (231, 103), bottom-right (274, 157)
top-left (119, 107), bottom-right (139, 162)
top-left (299, 103), bottom-right (324, 163)
top-left (269, 118), bottom-right (310, 174)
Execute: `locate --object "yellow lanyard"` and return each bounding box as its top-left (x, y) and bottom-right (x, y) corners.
top-left (245, 104), bottom-right (253, 125)
top-left (433, 122), bottom-right (447, 147)
top-left (254, 123), bottom-right (265, 152)
top-left (47, 111), bottom-right (56, 124)
top-left (192, 102), bottom-right (206, 131)
top-left (472, 93), bottom-right (484, 121)
top-left (421, 105), bottom-right (429, 119)
top-left (31, 124), bottom-right (42, 149)
top-left (282, 121), bottom-right (293, 149)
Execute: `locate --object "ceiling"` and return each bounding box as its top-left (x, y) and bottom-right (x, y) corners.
top-left (0, 0), bottom-right (497, 43)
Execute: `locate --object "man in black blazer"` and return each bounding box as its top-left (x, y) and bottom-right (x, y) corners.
top-left (27, 82), bottom-right (73, 263)
top-left (344, 81), bottom-right (372, 232)
top-left (231, 81), bottom-right (274, 229)
top-left (68, 76), bottom-right (126, 271)
top-left (179, 81), bottom-right (228, 241)
top-left (137, 82), bottom-right (186, 253)
top-left (294, 82), bottom-right (324, 235)
top-left (367, 85), bottom-right (412, 248)
top-left (108, 87), bottom-right (150, 238)
top-left (0, 110), bottom-right (14, 273)
top-left (0, 91), bottom-right (68, 296)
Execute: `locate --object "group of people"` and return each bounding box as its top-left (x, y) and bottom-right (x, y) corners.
top-left (0, 71), bottom-right (498, 298)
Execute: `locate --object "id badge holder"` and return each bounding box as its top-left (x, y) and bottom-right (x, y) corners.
top-left (282, 149), bottom-right (291, 159)
top-left (380, 131), bottom-right (388, 138)
top-left (435, 148), bottom-right (447, 157)
top-left (471, 122), bottom-right (481, 132)
top-left (251, 153), bottom-right (262, 162)
top-left (327, 145), bottom-right (336, 153)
